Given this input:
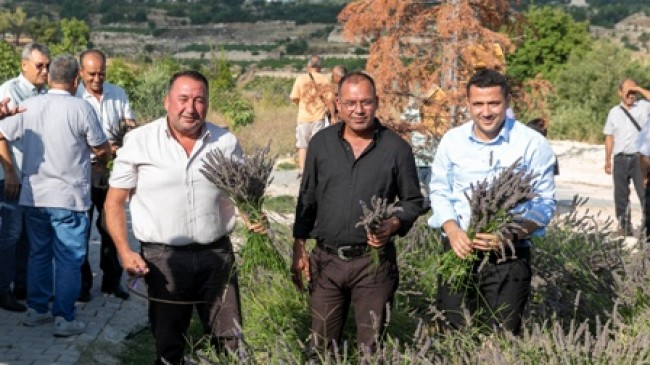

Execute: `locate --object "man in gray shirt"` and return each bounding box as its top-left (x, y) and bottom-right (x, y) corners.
top-left (0, 55), bottom-right (110, 336)
top-left (0, 43), bottom-right (50, 312)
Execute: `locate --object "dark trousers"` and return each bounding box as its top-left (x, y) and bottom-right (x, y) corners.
top-left (141, 238), bottom-right (242, 365)
top-left (81, 185), bottom-right (123, 293)
top-left (436, 246), bottom-right (531, 336)
top-left (308, 243), bottom-right (399, 354)
top-left (613, 154), bottom-right (645, 230)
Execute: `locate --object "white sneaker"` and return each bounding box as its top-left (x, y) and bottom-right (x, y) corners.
top-left (23, 308), bottom-right (53, 327)
top-left (53, 316), bottom-right (86, 337)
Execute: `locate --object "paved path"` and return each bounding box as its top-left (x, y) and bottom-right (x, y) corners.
top-left (0, 152), bottom-right (641, 364)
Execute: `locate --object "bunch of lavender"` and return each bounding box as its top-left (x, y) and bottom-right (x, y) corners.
top-left (439, 158), bottom-right (538, 290)
top-left (356, 196), bottom-right (403, 266)
top-left (200, 143), bottom-right (285, 273)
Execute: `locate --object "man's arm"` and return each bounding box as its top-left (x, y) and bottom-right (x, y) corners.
top-left (104, 187), bottom-right (149, 276)
top-left (91, 141), bottom-right (112, 164)
top-left (0, 134), bottom-right (19, 199)
top-left (631, 85), bottom-right (650, 101)
top-left (605, 135), bottom-right (614, 175)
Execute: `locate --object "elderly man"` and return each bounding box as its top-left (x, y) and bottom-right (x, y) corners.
top-left (0, 55), bottom-right (110, 336)
top-left (292, 71), bottom-right (425, 356)
top-left (604, 79), bottom-right (650, 236)
top-left (76, 49), bottom-right (136, 301)
top-left (105, 70), bottom-right (253, 364)
top-left (429, 69), bottom-right (556, 335)
top-left (290, 55), bottom-right (331, 177)
top-left (0, 43), bottom-right (50, 312)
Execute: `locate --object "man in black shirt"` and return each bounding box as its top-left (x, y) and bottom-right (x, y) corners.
top-left (292, 72), bottom-right (424, 356)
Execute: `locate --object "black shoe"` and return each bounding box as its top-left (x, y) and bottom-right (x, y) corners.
top-left (77, 291), bottom-right (92, 303)
top-left (0, 291), bottom-right (27, 312)
top-left (103, 286), bottom-right (130, 300)
top-left (12, 286), bottom-right (26, 301)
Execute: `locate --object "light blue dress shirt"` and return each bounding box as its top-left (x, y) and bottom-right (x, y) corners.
top-left (427, 118), bottom-right (557, 239)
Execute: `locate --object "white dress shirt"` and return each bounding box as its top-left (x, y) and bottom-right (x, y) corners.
top-left (109, 118), bottom-right (242, 245)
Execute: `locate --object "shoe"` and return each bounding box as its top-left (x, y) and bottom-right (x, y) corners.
top-left (77, 291), bottom-right (92, 303)
top-left (53, 316), bottom-right (86, 337)
top-left (0, 291), bottom-right (27, 312)
top-left (23, 308), bottom-right (53, 327)
top-left (102, 286), bottom-right (130, 300)
top-left (12, 286), bottom-right (26, 300)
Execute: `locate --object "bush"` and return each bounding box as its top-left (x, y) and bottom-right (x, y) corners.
top-left (0, 42), bottom-right (20, 83)
top-left (285, 39), bottom-right (308, 56)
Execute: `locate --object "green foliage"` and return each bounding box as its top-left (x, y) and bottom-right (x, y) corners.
top-left (507, 6), bottom-right (592, 82)
top-left (26, 15), bottom-right (59, 44)
top-left (242, 76), bottom-right (294, 107)
top-left (206, 55), bottom-right (255, 130)
top-left (130, 58), bottom-right (181, 123)
top-left (106, 59), bottom-right (137, 96)
top-left (549, 40), bottom-right (650, 142)
top-left (49, 18), bottom-right (90, 56)
top-left (284, 39), bottom-right (308, 55)
top-left (0, 41), bottom-right (19, 83)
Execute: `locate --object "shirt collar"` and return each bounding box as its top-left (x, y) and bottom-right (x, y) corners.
top-left (47, 89), bottom-right (71, 96)
top-left (336, 118), bottom-right (384, 141)
top-left (163, 118), bottom-right (210, 140)
top-left (17, 74), bottom-right (43, 94)
top-left (468, 117), bottom-right (514, 144)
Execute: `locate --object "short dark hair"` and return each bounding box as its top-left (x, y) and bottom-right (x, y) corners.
top-left (168, 70), bottom-right (209, 93)
top-left (49, 55), bottom-right (78, 84)
top-left (337, 71), bottom-right (376, 98)
top-left (527, 118), bottom-right (547, 137)
top-left (79, 49), bottom-right (107, 68)
top-left (466, 69), bottom-right (509, 99)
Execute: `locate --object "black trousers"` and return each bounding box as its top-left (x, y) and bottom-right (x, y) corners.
top-left (436, 246), bottom-right (531, 336)
top-left (81, 185), bottom-right (124, 293)
top-left (141, 238), bottom-right (242, 365)
top-left (308, 243), bottom-right (399, 354)
top-left (613, 154), bottom-right (645, 230)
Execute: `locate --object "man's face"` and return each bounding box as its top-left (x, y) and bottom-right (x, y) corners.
top-left (164, 76), bottom-right (208, 138)
top-left (467, 85), bottom-right (509, 141)
top-left (336, 79), bottom-right (378, 134)
top-left (21, 50), bottom-right (50, 88)
top-left (619, 80), bottom-right (638, 107)
top-left (79, 54), bottom-right (106, 95)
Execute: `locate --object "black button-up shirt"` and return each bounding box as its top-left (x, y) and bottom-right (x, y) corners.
top-left (293, 120), bottom-right (425, 246)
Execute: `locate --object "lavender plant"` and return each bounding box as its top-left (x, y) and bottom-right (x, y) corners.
top-left (200, 143), bottom-right (285, 273)
top-left (356, 196), bottom-right (403, 266)
top-left (439, 158), bottom-right (538, 289)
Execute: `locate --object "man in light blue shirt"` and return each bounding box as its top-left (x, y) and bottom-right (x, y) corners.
top-left (0, 43), bottom-right (50, 312)
top-left (428, 69), bottom-right (556, 335)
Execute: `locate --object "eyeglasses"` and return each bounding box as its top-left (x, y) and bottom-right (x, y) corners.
top-left (30, 60), bottom-right (49, 71)
top-left (340, 99), bottom-right (376, 110)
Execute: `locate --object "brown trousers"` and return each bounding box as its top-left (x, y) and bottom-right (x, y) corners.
top-left (308, 243), bottom-right (399, 355)
top-left (141, 238), bottom-right (242, 365)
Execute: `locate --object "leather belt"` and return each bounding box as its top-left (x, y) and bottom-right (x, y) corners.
top-left (141, 236), bottom-right (230, 252)
top-left (317, 241), bottom-right (369, 261)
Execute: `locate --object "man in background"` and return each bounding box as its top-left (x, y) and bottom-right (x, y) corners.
top-left (0, 55), bottom-right (110, 336)
top-left (290, 55), bottom-right (330, 177)
top-left (603, 79), bottom-right (650, 236)
top-left (0, 43), bottom-right (50, 312)
top-left (77, 49), bottom-right (136, 301)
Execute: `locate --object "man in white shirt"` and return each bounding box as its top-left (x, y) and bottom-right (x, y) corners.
top-left (76, 49), bottom-right (136, 301)
top-left (104, 70), bottom-right (249, 363)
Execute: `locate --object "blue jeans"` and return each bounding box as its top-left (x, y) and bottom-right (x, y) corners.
top-left (0, 180), bottom-right (23, 294)
top-left (24, 207), bottom-right (89, 320)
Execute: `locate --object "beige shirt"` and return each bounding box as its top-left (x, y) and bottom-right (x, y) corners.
top-left (109, 118), bottom-right (241, 245)
top-left (290, 71), bottom-right (331, 124)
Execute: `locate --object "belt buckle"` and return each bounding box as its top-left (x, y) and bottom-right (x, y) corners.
top-left (337, 245), bottom-right (354, 261)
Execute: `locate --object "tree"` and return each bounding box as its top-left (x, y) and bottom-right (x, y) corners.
top-left (338, 0), bottom-right (516, 135)
top-left (0, 41), bottom-right (20, 83)
top-left (550, 39), bottom-right (650, 142)
top-left (49, 18), bottom-right (90, 56)
top-left (5, 8), bottom-right (28, 47)
top-left (26, 16), bottom-right (59, 44)
top-left (506, 6), bottom-right (591, 82)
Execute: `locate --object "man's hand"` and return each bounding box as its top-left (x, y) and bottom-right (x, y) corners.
top-left (3, 169), bottom-right (20, 200)
top-left (368, 216), bottom-right (401, 248)
top-left (119, 250), bottom-right (149, 277)
top-left (240, 211), bottom-right (268, 235)
top-left (291, 239), bottom-right (310, 291)
top-left (443, 220), bottom-right (473, 259)
top-left (0, 97), bottom-right (24, 119)
top-left (604, 160), bottom-right (612, 175)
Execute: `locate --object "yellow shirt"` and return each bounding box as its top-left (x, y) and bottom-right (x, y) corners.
top-left (290, 72), bottom-right (331, 124)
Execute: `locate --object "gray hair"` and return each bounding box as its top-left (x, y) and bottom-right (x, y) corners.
top-left (307, 55), bottom-right (321, 69)
top-left (49, 55), bottom-right (79, 84)
top-left (21, 43), bottom-right (50, 60)
top-left (619, 78), bottom-right (637, 91)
